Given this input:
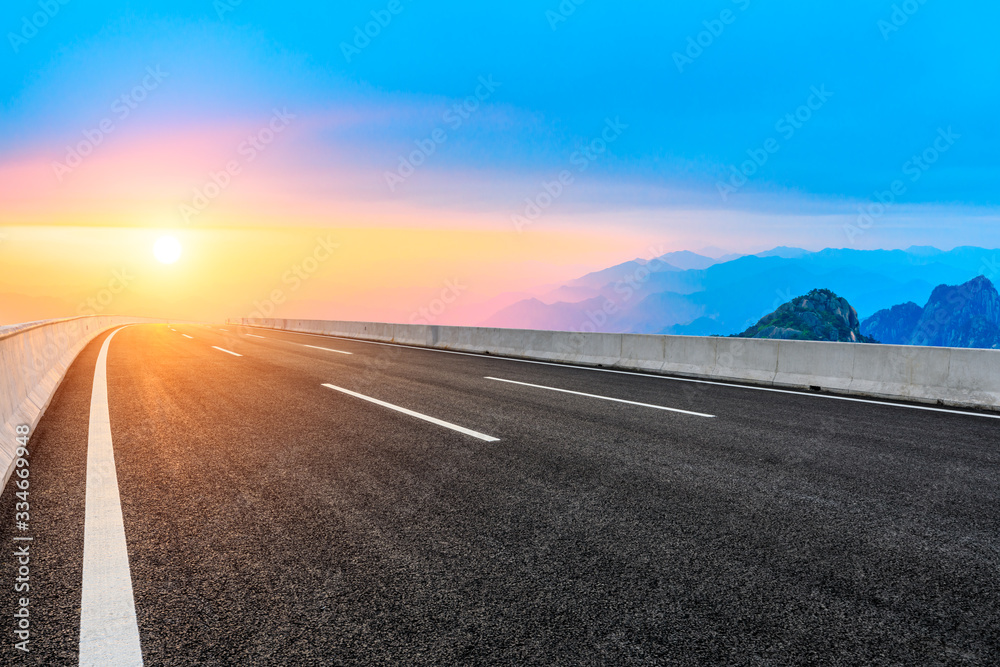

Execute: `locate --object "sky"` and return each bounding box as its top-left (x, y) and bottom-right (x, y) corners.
top-left (1, 0), bottom-right (998, 324)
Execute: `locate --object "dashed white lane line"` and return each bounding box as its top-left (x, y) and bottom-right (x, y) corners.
top-left (321, 383), bottom-right (499, 442)
top-left (212, 346), bottom-right (242, 357)
top-left (218, 328), bottom-right (230, 332)
top-left (303, 344), bottom-right (352, 355)
top-left (251, 329), bottom-right (1000, 420)
top-left (245, 334), bottom-right (265, 338)
top-left (80, 327), bottom-right (144, 666)
top-left (181, 334), bottom-right (193, 339)
top-left (485, 376), bottom-right (716, 418)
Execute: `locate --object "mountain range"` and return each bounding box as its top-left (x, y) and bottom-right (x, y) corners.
top-left (480, 246), bottom-right (1000, 338)
top-left (861, 276), bottom-right (1000, 349)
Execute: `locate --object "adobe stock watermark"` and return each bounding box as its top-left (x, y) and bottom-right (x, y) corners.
top-left (716, 85), bottom-right (833, 201)
top-left (673, 0), bottom-right (752, 73)
top-left (409, 279), bottom-right (467, 324)
top-left (384, 75), bottom-right (502, 192)
top-left (178, 108), bottom-right (295, 223)
top-left (244, 234), bottom-right (340, 319)
top-left (344, 283), bottom-right (467, 392)
top-left (12, 423), bottom-right (33, 654)
top-left (843, 126), bottom-right (959, 244)
top-left (771, 286), bottom-right (796, 312)
top-left (512, 117), bottom-right (628, 232)
top-left (573, 245), bottom-right (673, 333)
top-left (902, 254), bottom-right (996, 353)
top-left (545, 0), bottom-right (586, 30)
top-left (560, 244), bottom-right (729, 411)
top-left (878, 0), bottom-right (930, 40)
top-left (76, 268), bottom-right (134, 316)
top-left (12, 270), bottom-right (136, 376)
top-left (341, 0), bottom-right (408, 63)
top-left (51, 66), bottom-right (169, 182)
top-left (7, 0), bottom-right (70, 54)
top-left (981, 255), bottom-right (1000, 282)
top-left (214, 0), bottom-right (243, 20)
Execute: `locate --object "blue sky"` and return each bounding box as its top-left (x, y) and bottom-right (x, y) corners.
top-left (2, 0), bottom-right (999, 252)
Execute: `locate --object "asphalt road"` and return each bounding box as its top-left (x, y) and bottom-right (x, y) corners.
top-left (1, 323), bottom-right (998, 665)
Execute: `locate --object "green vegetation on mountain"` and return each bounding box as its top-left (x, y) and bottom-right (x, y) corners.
top-left (735, 289), bottom-right (877, 343)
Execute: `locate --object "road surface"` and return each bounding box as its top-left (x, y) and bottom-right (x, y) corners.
top-left (1, 323), bottom-right (998, 665)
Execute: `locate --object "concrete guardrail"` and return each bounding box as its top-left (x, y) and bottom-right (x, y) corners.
top-left (236, 318), bottom-right (1000, 412)
top-left (0, 316), bottom-right (155, 490)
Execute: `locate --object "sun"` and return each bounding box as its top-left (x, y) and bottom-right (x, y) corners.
top-left (153, 235), bottom-right (182, 264)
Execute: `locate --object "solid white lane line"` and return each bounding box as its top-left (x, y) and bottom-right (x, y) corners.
top-left (251, 328), bottom-right (1000, 420)
top-left (321, 383), bottom-right (499, 442)
top-left (212, 346), bottom-right (242, 357)
top-left (303, 344), bottom-right (352, 355)
top-left (485, 376), bottom-right (716, 418)
top-left (80, 327), bottom-right (144, 667)
top-left (181, 334), bottom-right (193, 339)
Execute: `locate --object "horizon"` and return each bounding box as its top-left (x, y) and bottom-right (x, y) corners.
top-left (5, 240), bottom-right (998, 332)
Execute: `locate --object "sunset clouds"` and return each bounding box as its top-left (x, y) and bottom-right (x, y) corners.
top-left (2, 1), bottom-right (998, 324)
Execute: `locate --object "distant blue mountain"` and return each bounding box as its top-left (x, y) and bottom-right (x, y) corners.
top-left (655, 251), bottom-right (729, 271)
top-left (861, 276), bottom-right (1000, 349)
top-left (755, 246), bottom-right (810, 259)
top-left (482, 246), bottom-right (1000, 337)
top-left (858, 302), bottom-right (923, 345)
top-left (565, 250), bottom-right (725, 291)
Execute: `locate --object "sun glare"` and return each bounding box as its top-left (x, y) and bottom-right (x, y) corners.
top-left (153, 235), bottom-right (182, 264)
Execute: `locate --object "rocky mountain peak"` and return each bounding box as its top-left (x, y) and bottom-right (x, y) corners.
top-left (861, 275), bottom-right (1000, 348)
top-left (735, 288), bottom-right (874, 342)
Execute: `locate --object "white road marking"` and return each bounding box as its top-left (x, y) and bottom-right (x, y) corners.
top-left (212, 346), bottom-right (242, 357)
top-left (249, 328), bottom-right (1000, 420)
top-left (485, 376), bottom-right (715, 417)
top-left (321, 383), bottom-right (499, 442)
top-left (80, 327), bottom-right (144, 666)
top-left (245, 334), bottom-right (265, 338)
top-left (218, 328), bottom-right (229, 332)
top-left (303, 344), bottom-right (352, 355)
top-left (181, 334), bottom-right (193, 339)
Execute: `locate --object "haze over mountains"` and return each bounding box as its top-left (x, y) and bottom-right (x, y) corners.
top-left (481, 246), bottom-right (1000, 338)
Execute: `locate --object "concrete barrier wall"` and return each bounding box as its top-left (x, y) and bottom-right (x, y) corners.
top-left (238, 318), bottom-right (1000, 412)
top-left (0, 317), bottom-right (153, 491)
